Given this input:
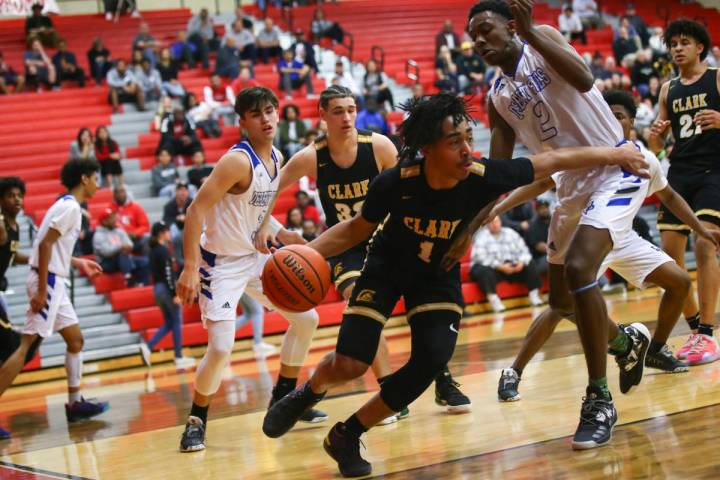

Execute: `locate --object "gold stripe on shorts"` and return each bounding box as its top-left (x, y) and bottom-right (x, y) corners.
top-left (657, 223), bottom-right (691, 231)
top-left (406, 302), bottom-right (464, 320)
top-left (695, 209), bottom-right (720, 219)
top-left (334, 270), bottom-right (361, 287)
top-left (343, 306), bottom-right (387, 325)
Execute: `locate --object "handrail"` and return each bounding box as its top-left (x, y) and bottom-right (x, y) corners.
top-left (405, 59), bottom-right (419, 83)
top-left (340, 31), bottom-right (355, 63)
top-left (371, 45), bottom-right (385, 71)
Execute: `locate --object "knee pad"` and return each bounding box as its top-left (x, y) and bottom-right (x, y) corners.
top-left (279, 308), bottom-right (319, 367)
top-left (194, 321), bottom-right (235, 396)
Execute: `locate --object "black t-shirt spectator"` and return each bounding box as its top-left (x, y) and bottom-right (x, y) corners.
top-left (26, 15), bottom-right (53, 33)
top-left (187, 165), bottom-right (213, 189)
top-left (613, 37), bottom-right (638, 63)
top-left (150, 243), bottom-right (176, 294)
top-left (631, 59), bottom-right (655, 86)
top-left (457, 53), bottom-right (485, 78)
top-left (157, 60), bottom-right (180, 82)
top-left (500, 203), bottom-right (534, 236)
top-left (526, 215), bottom-right (551, 259)
top-left (163, 197), bottom-right (192, 230)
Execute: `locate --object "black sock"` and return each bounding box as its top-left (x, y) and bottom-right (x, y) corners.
top-left (686, 313), bottom-right (700, 331)
top-left (698, 323), bottom-right (714, 336)
top-left (649, 340), bottom-right (664, 354)
top-left (343, 414), bottom-right (368, 437)
top-left (377, 375), bottom-right (389, 386)
top-left (303, 380), bottom-right (326, 402)
top-left (273, 375), bottom-right (297, 400)
top-left (513, 366), bottom-right (523, 378)
top-left (190, 403), bottom-right (209, 424)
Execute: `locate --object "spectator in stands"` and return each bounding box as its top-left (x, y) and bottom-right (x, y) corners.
top-left (107, 59), bottom-right (145, 113)
top-left (69, 128), bottom-right (96, 162)
top-left (215, 36), bottom-right (241, 79)
top-left (25, 3), bottom-right (58, 48)
top-left (329, 60), bottom-right (361, 100)
top-left (311, 8), bottom-right (344, 44)
top-left (501, 202), bottom-right (534, 238)
top-left (170, 30), bottom-right (196, 69)
top-left (291, 28), bottom-right (318, 73)
top-left (278, 48), bottom-right (314, 99)
top-left (526, 200), bottom-right (551, 276)
top-left (257, 17), bottom-right (282, 64)
top-left (132, 22), bottom-right (157, 67)
top-left (631, 49), bottom-right (655, 96)
top-left (613, 26), bottom-right (639, 65)
top-left (112, 184), bottom-right (150, 253)
top-left (145, 221), bottom-right (195, 367)
top-left (24, 39), bottom-right (55, 90)
top-left (0, 51), bottom-right (25, 94)
top-left (558, 5), bottom-right (586, 45)
top-left (355, 98), bottom-right (389, 135)
top-left (224, 20), bottom-right (256, 64)
top-left (135, 58), bottom-right (162, 102)
top-left (643, 76), bottom-right (661, 106)
top-left (295, 190), bottom-right (320, 224)
top-left (186, 8), bottom-right (214, 69)
top-left (363, 59), bottom-right (394, 111)
top-left (130, 48), bottom-right (144, 72)
top-left (75, 201), bottom-right (94, 256)
top-left (230, 65), bottom-right (259, 94)
top-left (187, 151), bottom-right (213, 190)
top-left (435, 45), bottom-right (460, 94)
top-left (572, 0), bottom-right (601, 30)
top-left (204, 73), bottom-right (236, 125)
top-left (152, 148), bottom-right (180, 197)
top-left (624, 4), bottom-right (649, 48)
top-left (285, 207), bottom-right (304, 234)
top-left (706, 46), bottom-right (720, 69)
top-left (95, 125), bottom-right (123, 186)
top-left (52, 40), bottom-right (85, 88)
top-left (648, 27), bottom-right (668, 58)
top-left (411, 82), bottom-right (424, 100)
top-left (158, 108), bottom-right (203, 160)
top-left (184, 92), bottom-right (221, 138)
top-left (156, 48), bottom-right (185, 98)
top-left (163, 182), bottom-right (192, 266)
top-left (302, 219), bottom-right (318, 242)
top-left (87, 37), bottom-right (112, 86)
top-left (435, 19), bottom-right (460, 56)
top-left (303, 128), bottom-right (320, 146)
top-left (457, 41), bottom-right (485, 94)
top-left (470, 216), bottom-right (544, 312)
top-left (93, 208), bottom-right (149, 287)
top-left (278, 104), bottom-right (307, 158)
top-left (103, 0), bottom-right (140, 21)
top-left (589, 51), bottom-right (606, 79)
top-left (235, 293), bottom-right (277, 357)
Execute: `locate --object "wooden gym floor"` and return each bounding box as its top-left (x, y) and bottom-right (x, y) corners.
top-left (1, 287), bottom-right (719, 479)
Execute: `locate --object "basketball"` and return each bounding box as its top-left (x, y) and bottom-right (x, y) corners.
top-left (262, 245), bottom-right (331, 312)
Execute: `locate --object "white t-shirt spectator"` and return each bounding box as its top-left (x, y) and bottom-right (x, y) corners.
top-left (30, 195), bottom-right (81, 277)
top-left (573, 0), bottom-right (598, 19)
top-left (470, 226), bottom-right (532, 269)
top-left (559, 12), bottom-right (583, 34)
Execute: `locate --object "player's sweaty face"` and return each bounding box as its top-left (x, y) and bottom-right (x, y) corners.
top-left (468, 12), bottom-right (513, 66)
top-left (610, 105), bottom-right (633, 140)
top-left (428, 117), bottom-right (474, 181)
top-left (242, 103), bottom-right (279, 139)
top-left (322, 97), bottom-right (357, 136)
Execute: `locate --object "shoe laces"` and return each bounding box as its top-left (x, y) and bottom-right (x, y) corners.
top-left (657, 344), bottom-right (675, 359)
top-left (687, 335), bottom-right (710, 354)
top-left (580, 396), bottom-right (612, 426)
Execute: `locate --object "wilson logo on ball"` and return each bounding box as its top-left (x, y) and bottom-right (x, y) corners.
top-left (262, 245), bottom-right (331, 313)
top-left (281, 255), bottom-right (316, 294)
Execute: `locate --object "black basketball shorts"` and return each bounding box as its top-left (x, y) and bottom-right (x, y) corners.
top-left (658, 169), bottom-right (720, 235)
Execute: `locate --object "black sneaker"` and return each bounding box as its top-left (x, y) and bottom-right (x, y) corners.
top-left (179, 416), bottom-right (206, 452)
top-left (263, 382), bottom-right (325, 438)
top-left (645, 344), bottom-right (689, 373)
top-left (571, 386), bottom-right (617, 450)
top-left (323, 422), bottom-right (372, 478)
top-left (613, 322), bottom-right (651, 394)
top-left (498, 368), bottom-right (521, 402)
top-left (300, 408), bottom-right (329, 423)
top-left (435, 370), bottom-right (472, 413)
top-left (65, 397), bottom-right (109, 422)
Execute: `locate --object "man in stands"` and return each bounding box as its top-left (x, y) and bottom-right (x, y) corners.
top-left (224, 20), bottom-right (256, 65)
top-left (152, 148), bottom-right (180, 198)
top-left (204, 73), bottom-right (236, 125)
top-left (107, 59), bottom-right (144, 113)
top-left (52, 40), bottom-right (85, 88)
top-left (215, 36), bottom-right (241, 79)
top-left (0, 51), bottom-right (25, 94)
top-left (187, 152), bottom-right (213, 190)
top-left (134, 58), bottom-right (162, 102)
top-left (24, 39), bottom-right (55, 91)
top-left (93, 209), bottom-right (149, 287)
top-left (257, 17), bottom-right (282, 64)
top-left (25, 3), bottom-right (59, 48)
top-left (132, 22), bottom-right (157, 67)
top-left (158, 108), bottom-right (203, 162)
top-left (435, 20), bottom-right (461, 56)
top-left (112, 185), bottom-right (150, 254)
top-left (291, 29), bottom-right (318, 73)
top-left (278, 49), bottom-right (315, 99)
top-left (186, 8), bottom-right (214, 69)
top-left (457, 41), bottom-right (485, 94)
top-left (573, 0), bottom-right (602, 30)
top-left (162, 182), bottom-right (192, 268)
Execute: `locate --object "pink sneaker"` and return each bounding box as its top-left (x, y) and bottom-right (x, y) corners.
top-left (684, 334), bottom-right (720, 365)
top-left (676, 334), bottom-right (700, 360)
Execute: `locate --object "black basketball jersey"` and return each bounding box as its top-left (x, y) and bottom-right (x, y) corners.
top-left (315, 129), bottom-right (379, 227)
top-left (666, 67), bottom-right (720, 172)
top-left (0, 221), bottom-right (19, 291)
top-left (361, 156), bottom-right (535, 278)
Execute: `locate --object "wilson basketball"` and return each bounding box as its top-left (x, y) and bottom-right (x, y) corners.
top-left (262, 245), bottom-right (331, 312)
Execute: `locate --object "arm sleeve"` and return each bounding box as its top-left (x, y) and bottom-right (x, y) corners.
top-left (48, 202), bottom-right (80, 236)
top-left (360, 168), bottom-right (399, 223)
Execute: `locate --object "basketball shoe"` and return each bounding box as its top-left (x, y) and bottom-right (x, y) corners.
top-left (675, 333), bottom-right (699, 359)
top-left (378, 407), bottom-right (410, 426)
top-left (613, 323), bottom-right (651, 394)
top-left (263, 381), bottom-right (326, 438)
top-left (323, 422), bottom-right (372, 478)
top-left (645, 344), bottom-right (689, 373)
top-left (435, 370), bottom-right (471, 412)
top-left (0, 427), bottom-right (10, 439)
top-left (684, 334), bottom-right (719, 365)
top-left (65, 398), bottom-right (109, 422)
top-left (498, 367), bottom-right (521, 402)
top-left (179, 416), bottom-right (206, 452)
top-left (572, 385), bottom-right (617, 450)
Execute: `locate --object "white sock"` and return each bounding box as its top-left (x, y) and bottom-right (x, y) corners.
top-left (68, 391), bottom-right (81, 403)
top-left (65, 351), bottom-right (83, 403)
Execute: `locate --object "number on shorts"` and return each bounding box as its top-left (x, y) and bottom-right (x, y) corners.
top-left (335, 201), bottom-right (363, 221)
top-left (679, 114), bottom-right (701, 139)
top-left (418, 241), bottom-right (434, 263)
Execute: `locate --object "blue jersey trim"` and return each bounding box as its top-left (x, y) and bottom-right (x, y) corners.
top-left (607, 198), bottom-right (632, 206)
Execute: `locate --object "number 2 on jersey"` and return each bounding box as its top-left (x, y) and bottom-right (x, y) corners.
top-left (335, 201), bottom-right (363, 221)
top-left (679, 114), bottom-right (702, 139)
top-left (418, 241), bottom-right (434, 263)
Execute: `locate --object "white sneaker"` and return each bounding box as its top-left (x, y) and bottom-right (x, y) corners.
top-left (528, 289), bottom-right (544, 306)
top-left (252, 342), bottom-right (277, 357)
top-left (378, 414), bottom-right (398, 426)
top-left (139, 343), bottom-right (152, 367)
top-left (105, 12), bottom-right (112, 20)
top-left (488, 294), bottom-right (506, 312)
top-left (174, 356), bottom-right (196, 368)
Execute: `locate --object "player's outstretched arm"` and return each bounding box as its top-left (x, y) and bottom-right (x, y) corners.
top-left (649, 81), bottom-right (671, 154)
top-left (656, 186), bottom-right (720, 248)
top-left (176, 152), bottom-right (251, 304)
top-left (490, 177), bottom-right (555, 219)
top-left (529, 143), bottom-right (649, 180)
top-left (307, 213), bottom-right (378, 259)
top-left (510, 0), bottom-right (593, 92)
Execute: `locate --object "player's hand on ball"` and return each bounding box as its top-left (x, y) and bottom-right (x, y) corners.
top-left (693, 109), bottom-right (720, 131)
top-left (277, 228), bottom-right (307, 246)
top-left (617, 142), bottom-right (650, 178)
top-left (649, 119), bottom-right (671, 138)
top-left (254, 225), bottom-right (278, 254)
top-left (176, 268), bottom-right (199, 305)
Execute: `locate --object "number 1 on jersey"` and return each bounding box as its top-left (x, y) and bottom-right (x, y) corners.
top-left (418, 241), bottom-right (434, 263)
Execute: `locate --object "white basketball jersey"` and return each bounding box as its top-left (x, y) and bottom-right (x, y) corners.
top-left (200, 141), bottom-right (280, 256)
top-left (490, 43), bottom-right (625, 205)
top-left (29, 194), bottom-right (81, 277)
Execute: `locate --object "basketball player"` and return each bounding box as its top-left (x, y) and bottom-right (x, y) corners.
top-left (448, 0), bottom-right (653, 449)
top-left (256, 86), bottom-right (471, 422)
top-left (649, 18), bottom-right (720, 365)
top-left (0, 160), bottom-right (109, 423)
top-left (175, 87), bottom-right (324, 453)
top-left (493, 90), bottom-right (720, 403)
top-left (262, 93), bottom-right (649, 477)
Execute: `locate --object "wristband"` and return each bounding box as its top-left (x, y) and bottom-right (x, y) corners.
top-left (268, 216), bottom-right (282, 235)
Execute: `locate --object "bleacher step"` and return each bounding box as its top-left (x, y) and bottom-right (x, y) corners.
top-left (40, 343), bottom-right (143, 368)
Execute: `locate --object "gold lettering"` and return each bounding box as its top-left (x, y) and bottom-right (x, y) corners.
top-left (448, 220), bottom-right (462, 238)
top-left (328, 184), bottom-right (337, 199)
top-left (425, 220), bottom-right (437, 239)
top-left (438, 220), bottom-right (452, 239)
top-left (699, 93), bottom-right (708, 107)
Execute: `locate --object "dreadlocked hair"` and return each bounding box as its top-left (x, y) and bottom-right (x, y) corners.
top-left (397, 93), bottom-right (475, 162)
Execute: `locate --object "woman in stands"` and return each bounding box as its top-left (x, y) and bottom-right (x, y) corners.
top-left (68, 128), bottom-right (97, 162)
top-left (363, 60), bottom-right (395, 111)
top-left (95, 126), bottom-right (123, 187)
top-left (284, 207), bottom-right (304, 235)
top-left (157, 48), bottom-right (185, 99)
top-left (87, 37), bottom-right (112, 86)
